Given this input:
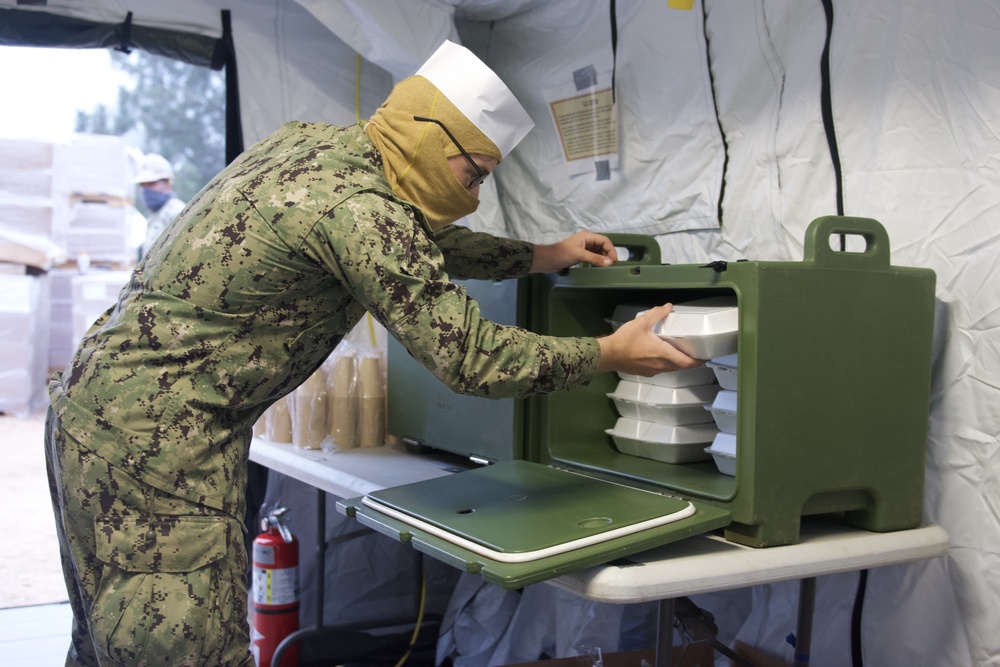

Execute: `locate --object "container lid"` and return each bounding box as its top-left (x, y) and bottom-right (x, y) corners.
top-left (609, 380), bottom-right (720, 407)
top-left (341, 460), bottom-right (733, 589)
top-left (605, 417), bottom-right (720, 446)
top-left (617, 365), bottom-right (717, 388)
top-left (360, 460), bottom-right (696, 563)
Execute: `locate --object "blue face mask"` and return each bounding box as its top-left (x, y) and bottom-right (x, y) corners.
top-left (141, 186), bottom-right (172, 212)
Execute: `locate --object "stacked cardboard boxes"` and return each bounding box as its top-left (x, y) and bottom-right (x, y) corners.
top-left (47, 268), bottom-right (132, 372)
top-left (0, 137), bottom-right (67, 270)
top-left (0, 133), bottom-right (140, 414)
top-left (0, 268), bottom-right (50, 416)
top-left (64, 134), bottom-right (143, 267)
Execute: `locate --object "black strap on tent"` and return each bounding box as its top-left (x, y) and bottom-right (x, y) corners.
top-left (115, 11), bottom-right (133, 54)
top-left (609, 0), bottom-right (617, 103)
top-left (819, 0), bottom-right (845, 217)
top-left (0, 7), bottom-right (220, 68)
top-left (699, 1), bottom-right (728, 227)
top-left (826, 5), bottom-right (864, 647)
top-left (215, 10), bottom-right (244, 164)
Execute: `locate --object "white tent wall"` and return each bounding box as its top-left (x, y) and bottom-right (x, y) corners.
top-left (228, 0), bottom-right (395, 146)
top-left (3, 0), bottom-right (999, 665)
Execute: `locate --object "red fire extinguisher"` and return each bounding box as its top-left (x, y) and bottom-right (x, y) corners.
top-left (252, 507), bottom-right (299, 667)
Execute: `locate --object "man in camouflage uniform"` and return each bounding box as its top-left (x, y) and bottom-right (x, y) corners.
top-left (46, 41), bottom-right (699, 666)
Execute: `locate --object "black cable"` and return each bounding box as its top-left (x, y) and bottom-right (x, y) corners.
top-left (219, 10), bottom-right (244, 164)
top-left (609, 0), bottom-right (617, 103)
top-left (851, 569), bottom-right (869, 667)
top-left (699, 0), bottom-right (729, 227)
top-left (819, 0), bottom-right (845, 217)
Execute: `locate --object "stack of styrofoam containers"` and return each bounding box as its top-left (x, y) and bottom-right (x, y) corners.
top-left (603, 299), bottom-right (742, 464)
top-left (69, 270), bottom-right (132, 346)
top-left (0, 268), bottom-right (50, 416)
top-left (63, 134), bottom-right (142, 267)
top-left (604, 367), bottom-right (721, 463)
top-left (704, 353), bottom-right (739, 475)
top-left (48, 268), bottom-right (77, 371)
top-left (0, 137), bottom-right (68, 269)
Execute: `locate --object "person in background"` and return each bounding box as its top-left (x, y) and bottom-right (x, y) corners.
top-left (134, 152), bottom-right (186, 257)
top-left (45, 40), bottom-right (701, 666)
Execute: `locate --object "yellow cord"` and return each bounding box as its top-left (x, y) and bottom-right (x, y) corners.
top-left (392, 561), bottom-right (428, 667)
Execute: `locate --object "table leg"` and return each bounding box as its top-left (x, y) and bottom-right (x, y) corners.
top-left (654, 597), bottom-right (676, 667)
top-left (794, 577), bottom-right (817, 666)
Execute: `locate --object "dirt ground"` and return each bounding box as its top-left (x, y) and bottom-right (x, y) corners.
top-left (0, 409), bottom-right (69, 609)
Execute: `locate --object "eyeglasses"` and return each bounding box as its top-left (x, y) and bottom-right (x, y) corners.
top-left (413, 115), bottom-right (488, 189)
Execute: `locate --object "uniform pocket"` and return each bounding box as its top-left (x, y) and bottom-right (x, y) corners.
top-left (90, 515), bottom-right (233, 665)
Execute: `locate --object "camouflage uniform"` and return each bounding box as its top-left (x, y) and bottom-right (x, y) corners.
top-left (46, 121), bottom-right (600, 666)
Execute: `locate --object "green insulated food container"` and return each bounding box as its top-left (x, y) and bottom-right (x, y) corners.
top-left (348, 216), bottom-right (936, 587)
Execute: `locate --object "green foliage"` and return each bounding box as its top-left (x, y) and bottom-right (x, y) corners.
top-left (74, 50), bottom-right (226, 203)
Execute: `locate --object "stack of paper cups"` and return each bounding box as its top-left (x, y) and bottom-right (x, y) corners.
top-left (357, 355), bottom-right (385, 448)
top-left (252, 413), bottom-right (266, 439)
top-left (265, 396), bottom-right (292, 443)
top-left (327, 353), bottom-right (357, 449)
top-left (291, 368), bottom-right (327, 450)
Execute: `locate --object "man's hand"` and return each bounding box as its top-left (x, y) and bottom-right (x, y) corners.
top-left (596, 304), bottom-right (705, 375)
top-left (530, 231), bottom-right (618, 274)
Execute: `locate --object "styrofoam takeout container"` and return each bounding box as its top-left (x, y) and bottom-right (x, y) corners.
top-left (607, 380), bottom-right (718, 425)
top-left (617, 365), bottom-right (717, 388)
top-left (705, 353), bottom-right (738, 391)
top-left (704, 389), bottom-right (737, 433)
top-left (648, 297), bottom-right (738, 360)
top-left (606, 417), bottom-right (718, 464)
top-left (705, 431), bottom-right (737, 476)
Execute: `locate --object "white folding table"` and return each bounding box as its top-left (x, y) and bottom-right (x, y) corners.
top-left (250, 439), bottom-right (950, 667)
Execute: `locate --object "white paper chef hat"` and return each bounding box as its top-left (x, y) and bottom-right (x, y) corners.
top-left (415, 40), bottom-right (534, 158)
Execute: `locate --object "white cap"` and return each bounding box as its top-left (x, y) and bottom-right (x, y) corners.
top-left (415, 40), bottom-right (534, 158)
top-left (134, 153), bottom-right (174, 183)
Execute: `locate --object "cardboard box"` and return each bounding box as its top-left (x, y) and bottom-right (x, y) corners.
top-left (62, 133), bottom-right (136, 199)
top-left (0, 273), bottom-right (50, 416)
top-left (66, 203), bottom-right (138, 263)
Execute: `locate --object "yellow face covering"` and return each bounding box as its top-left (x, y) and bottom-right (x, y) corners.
top-left (365, 76), bottom-right (502, 231)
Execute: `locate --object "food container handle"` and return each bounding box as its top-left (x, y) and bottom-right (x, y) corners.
top-left (603, 233), bottom-right (661, 265)
top-left (803, 216), bottom-right (891, 270)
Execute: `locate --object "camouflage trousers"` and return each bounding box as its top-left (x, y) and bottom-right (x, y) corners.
top-left (44, 408), bottom-right (256, 667)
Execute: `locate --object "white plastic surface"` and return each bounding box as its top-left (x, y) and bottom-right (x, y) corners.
top-left (547, 521), bottom-right (950, 603)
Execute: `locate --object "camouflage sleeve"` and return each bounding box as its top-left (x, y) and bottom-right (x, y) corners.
top-left (302, 192), bottom-right (599, 399)
top-left (431, 224), bottom-right (534, 280)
